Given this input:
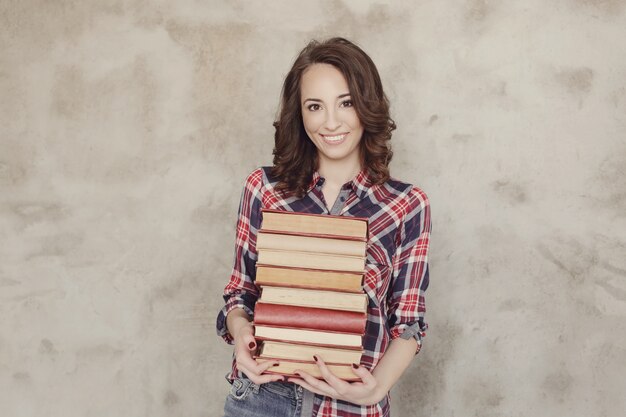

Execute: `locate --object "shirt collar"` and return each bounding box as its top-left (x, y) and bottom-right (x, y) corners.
top-left (306, 167), bottom-right (373, 200)
top-left (351, 167), bottom-right (373, 199)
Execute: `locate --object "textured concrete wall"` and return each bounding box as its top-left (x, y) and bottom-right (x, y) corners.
top-left (1, 1), bottom-right (625, 416)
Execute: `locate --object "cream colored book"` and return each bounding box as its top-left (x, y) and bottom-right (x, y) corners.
top-left (261, 209), bottom-right (368, 240)
top-left (255, 265), bottom-right (363, 293)
top-left (254, 325), bottom-right (362, 348)
top-left (257, 249), bottom-right (365, 273)
top-left (256, 358), bottom-right (359, 381)
top-left (258, 341), bottom-right (362, 364)
top-left (257, 231), bottom-right (367, 257)
top-left (260, 286), bottom-right (367, 313)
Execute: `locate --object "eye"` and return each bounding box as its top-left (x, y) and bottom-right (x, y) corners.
top-left (306, 103), bottom-right (321, 111)
top-left (340, 99), bottom-right (353, 108)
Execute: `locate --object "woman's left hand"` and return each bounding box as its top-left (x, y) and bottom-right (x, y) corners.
top-left (287, 356), bottom-right (384, 406)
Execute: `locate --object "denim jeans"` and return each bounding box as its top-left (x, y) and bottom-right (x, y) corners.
top-left (223, 374), bottom-right (314, 417)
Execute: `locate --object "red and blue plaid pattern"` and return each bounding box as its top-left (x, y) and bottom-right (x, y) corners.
top-left (217, 166), bottom-right (431, 416)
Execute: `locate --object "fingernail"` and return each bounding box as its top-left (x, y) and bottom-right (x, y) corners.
top-left (295, 372), bottom-right (302, 377)
top-left (352, 363), bottom-right (359, 369)
top-left (313, 355), bottom-right (318, 362)
top-left (249, 341), bottom-right (256, 349)
top-left (272, 362), bottom-right (280, 367)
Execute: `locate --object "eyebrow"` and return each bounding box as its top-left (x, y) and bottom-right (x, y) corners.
top-left (303, 93), bottom-right (351, 104)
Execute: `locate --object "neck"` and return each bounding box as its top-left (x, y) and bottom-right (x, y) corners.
top-left (318, 156), bottom-right (362, 187)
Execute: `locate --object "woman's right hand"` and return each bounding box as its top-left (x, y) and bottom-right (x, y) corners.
top-left (233, 322), bottom-right (285, 384)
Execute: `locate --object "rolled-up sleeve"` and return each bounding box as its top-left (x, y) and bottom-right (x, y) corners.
top-left (387, 187), bottom-right (431, 353)
top-left (215, 168), bottom-right (264, 344)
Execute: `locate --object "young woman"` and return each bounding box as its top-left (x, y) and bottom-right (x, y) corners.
top-left (216, 37), bottom-right (431, 417)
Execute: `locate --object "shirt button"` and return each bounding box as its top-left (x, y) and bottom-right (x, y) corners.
top-left (340, 196), bottom-right (346, 202)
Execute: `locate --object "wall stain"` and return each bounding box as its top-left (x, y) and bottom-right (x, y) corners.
top-left (39, 338), bottom-right (58, 356)
top-left (9, 202), bottom-right (68, 226)
top-left (428, 114), bottom-right (439, 125)
top-left (600, 261), bottom-right (626, 277)
top-left (0, 277), bottom-right (20, 287)
top-left (451, 133), bottom-right (473, 143)
top-left (554, 66), bottom-right (594, 95)
top-left (51, 65), bottom-right (86, 120)
top-left (594, 152), bottom-right (626, 217)
top-left (0, 159), bottom-right (28, 186)
top-left (461, 376), bottom-right (504, 412)
top-left (492, 179), bottom-right (528, 204)
top-left (465, 0), bottom-right (491, 22)
top-left (76, 344), bottom-right (124, 359)
top-left (12, 372), bottom-right (31, 382)
top-left (498, 298), bottom-right (526, 312)
top-left (541, 368), bottom-right (574, 403)
top-left (571, 0), bottom-right (625, 15)
top-left (595, 279), bottom-right (626, 302)
top-left (163, 389), bottom-right (180, 407)
top-left (26, 233), bottom-right (84, 260)
top-left (536, 239), bottom-right (598, 284)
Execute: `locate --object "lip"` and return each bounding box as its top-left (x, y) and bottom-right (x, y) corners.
top-left (320, 132), bottom-right (349, 137)
top-left (320, 132), bottom-right (348, 146)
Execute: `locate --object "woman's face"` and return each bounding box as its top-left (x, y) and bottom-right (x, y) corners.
top-left (300, 63), bottom-right (364, 168)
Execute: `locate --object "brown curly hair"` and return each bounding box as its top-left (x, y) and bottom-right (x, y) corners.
top-left (270, 37), bottom-right (396, 199)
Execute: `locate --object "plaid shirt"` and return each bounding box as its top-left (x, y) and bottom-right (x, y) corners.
top-left (216, 166), bottom-right (431, 417)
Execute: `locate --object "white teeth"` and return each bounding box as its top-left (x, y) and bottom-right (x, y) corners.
top-left (323, 134), bottom-right (346, 142)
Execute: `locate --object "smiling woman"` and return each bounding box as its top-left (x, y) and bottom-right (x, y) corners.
top-left (216, 37), bottom-right (431, 417)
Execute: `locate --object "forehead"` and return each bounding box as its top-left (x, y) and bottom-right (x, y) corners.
top-left (300, 63), bottom-right (349, 96)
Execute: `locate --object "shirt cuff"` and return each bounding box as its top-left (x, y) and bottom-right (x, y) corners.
top-left (391, 321), bottom-right (428, 354)
top-left (216, 292), bottom-right (256, 344)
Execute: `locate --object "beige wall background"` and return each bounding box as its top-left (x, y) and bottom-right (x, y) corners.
top-left (1, 1), bottom-right (625, 416)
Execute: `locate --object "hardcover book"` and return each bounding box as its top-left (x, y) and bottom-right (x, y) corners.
top-left (260, 209), bottom-right (368, 240)
top-left (254, 302), bottom-right (366, 334)
top-left (255, 265), bottom-right (363, 293)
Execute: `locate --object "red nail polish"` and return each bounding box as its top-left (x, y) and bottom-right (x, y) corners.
top-left (352, 363), bottom-right (359, 369)
top-left (313, 355), bottom-right (318, 362)
top-left (249, 341), bottom-right (256, 349)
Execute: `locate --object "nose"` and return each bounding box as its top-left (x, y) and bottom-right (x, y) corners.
top-left (324, 108), bottom-right (341, 131)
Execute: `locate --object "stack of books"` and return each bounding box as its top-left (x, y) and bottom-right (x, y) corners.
top-left (253, 208), bottom-right (369, 381)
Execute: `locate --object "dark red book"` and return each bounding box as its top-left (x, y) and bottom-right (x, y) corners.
top-left (253, 302), bottom-right (366, 334)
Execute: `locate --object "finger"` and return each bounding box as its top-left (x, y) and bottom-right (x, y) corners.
top-left (236, 350), bottom-right (278, 376)
top-left (241, 332), bottom-right (257, 351)
top-left (350, 363), bottom-right (377, 386)
top-left (313, 355), bottom-right (351, 395)
top-left (252, 358), bottom-right (282, 375)
top-left (292, 368), bottom-right (338, 398)
top-left (287, 377), bottom-right (328, 397)
top-left (238, 363), bottom-right (285, 385)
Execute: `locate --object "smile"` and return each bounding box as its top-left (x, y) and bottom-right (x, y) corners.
top-left (321, 133), bottom-right (348, 143)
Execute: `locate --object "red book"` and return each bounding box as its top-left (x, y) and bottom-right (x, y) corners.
top-left (254, 302), bottom-right (366, 335)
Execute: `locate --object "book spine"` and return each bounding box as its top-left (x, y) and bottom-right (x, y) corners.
top-left (254, 303), bottom-right (366, 334)
top-left (256, 263), bottom-right (366, 277)
top-left (261, 208), bottom-right (369, 223)
top-left (258, 229), bottom-right (367, 242)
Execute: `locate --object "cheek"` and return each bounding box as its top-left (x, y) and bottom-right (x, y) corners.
top-left (302, 113), bottom-right (321, 132)
top-left (346, 112), bottom-right (362, 130)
